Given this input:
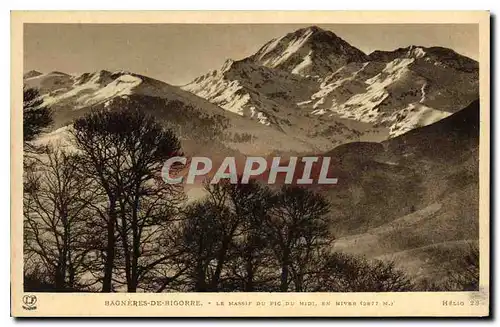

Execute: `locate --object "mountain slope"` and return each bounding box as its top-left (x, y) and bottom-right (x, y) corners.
top-left (321, 100), bottom-right (479, 284)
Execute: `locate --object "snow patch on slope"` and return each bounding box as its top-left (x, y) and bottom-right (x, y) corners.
top-left (42, 73), bottom-right (142, 109)
top-left (209, 80), bottom-right (249, 116)
top-left (291, 50), bottom-right (313, 75)
top-left (256, 112), bottom-right (271, 126)
top-left (408, 46), bottom-right (426, 59)
top-left (182, 64), bottom-right (250, 116)
top-left (420, 82), bottom-right (427, 103)
top-left (297, 100), bottom-right (312, 106)
top-left (182, 62), bottom-right (274, 125)
top-left (311, 63), bottom-right (369, 110)
top-left (257, 36), bottom-right (285, 60)
top-left (331, 58), bottom-right (415, 122)
top-left (262, 28), bottom-right (314, 68)
top-left (311, 108), bottom-right (327, 115)
top-left (33, 125), bottom-right (75, 150)
top-left (389, 104), bottom-right (452, 137)
top-left (83, 74), bottom-right (142, 104)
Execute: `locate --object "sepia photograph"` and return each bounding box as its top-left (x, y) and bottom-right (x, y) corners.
top-left (11, 11), bottom-right (490, 317)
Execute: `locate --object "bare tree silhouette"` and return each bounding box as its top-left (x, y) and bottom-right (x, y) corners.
top-left (223, 181), bottom-right (277, 291)
top-left (266, 185), bottom-right (332, 292)
top-left (72, 105), bottom-right (183, 292)
top-left (313, 252), bottom-right (414, 292)
top-left (23, 146), bottom-right (95, 291)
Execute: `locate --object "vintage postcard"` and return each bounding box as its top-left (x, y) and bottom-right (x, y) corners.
top-left (11, 11), bottom-right (490, 317)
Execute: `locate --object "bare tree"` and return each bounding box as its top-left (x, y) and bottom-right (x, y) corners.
top-left (72, 105), bottom-right (183, 292)
top-left (23, 146), bottom-right (95, 291)
top-left (418, 242), bottom-right (479, 291)
top-left (114, 179), bottom-right (185, 292)
top-left (448, 242), bottom-right (480, 291)
top-left (179, 200), bottom-right (230, 291)
top-left (223, 181), bottom-right (277, 291)
top-left (313, 252), bottom-right (414, 292)
top-left (266, 185), bottom-right (332, 292)
top-left (179, 183), bottom-right (342, 292)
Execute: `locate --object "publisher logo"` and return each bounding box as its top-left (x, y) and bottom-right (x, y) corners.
top-left (22, 295), bottom-right (37, 310)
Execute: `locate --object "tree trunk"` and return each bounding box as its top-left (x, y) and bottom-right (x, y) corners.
top-left (102, 206), bottom-right (116, 292)
top-left (130, 195), bottom-right (141, 293)
top-left (244, 259), bottom-right (254, 292)
top-left (210, 238), bottom-right (230, 291)
top-left (130, 233), bottom-right (140, 292)
top-left (195, 261), bottom-right (207, 292)
top-left (280, 249), bottom-right (290, 292)
top-left (120, 205), bottom-right (132, 292)
top-left (54, 262), bottom-right (66, 290)
top-left (56, 212), bottom-right (69, 290)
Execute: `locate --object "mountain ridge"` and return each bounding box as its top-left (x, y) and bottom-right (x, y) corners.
top-left (25, 69), bottom-right (355, 156)
top-left (182, 25), bottom-right (478, 139)
top-left (24, 25), bottom-right (480, 154)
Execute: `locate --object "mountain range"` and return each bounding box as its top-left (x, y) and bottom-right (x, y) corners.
top-left (182, 26), bottom-right (478, 138)
top-left (24, 25), bottom-right (480, 285)
top-left (25, 26), bottom-right (479, 155)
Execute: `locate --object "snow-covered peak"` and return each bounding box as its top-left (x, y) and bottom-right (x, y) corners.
top-left (368, 45), bottom-right (479, 70)
top-left (24, 70), bottom-right (71, 81)
top-left (40, 70), bottom-right (144, 110)
top-left (251, 28), bottom-right (315, 71)
top-left (369, 46), bottom-right (422, 62)
top-left (252, 26), bottom-right (321, 63)
top-left (407, 45), bottom-right (426, 59)
top-left (75, 70), bottom-right (113, 85)
top-left (23, 70), bottom-right (75, 95)
top-left (24, 70), bottom-right (43, 79)
top-left (182, 26), bottom-right (478, 145)
top-left (250, 26), bottom-right (367, 77)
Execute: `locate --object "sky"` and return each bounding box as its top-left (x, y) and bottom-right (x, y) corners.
top-left (24, 24), bottom-right (479, 85)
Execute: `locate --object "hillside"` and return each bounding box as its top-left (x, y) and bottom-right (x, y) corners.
top-left (323, 100), bottom-right (479, 283)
